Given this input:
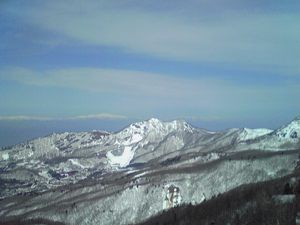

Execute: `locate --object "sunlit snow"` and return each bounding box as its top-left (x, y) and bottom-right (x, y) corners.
top-left (238, 128), bottom-right (273, 141)
top-left (2, 153), bottom-right (9, 160)
top-left (107, 146), bottom-right (135, 167)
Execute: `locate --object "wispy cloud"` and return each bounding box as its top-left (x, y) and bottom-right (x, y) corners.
top-left (69, 113), bottom-right (127, 120)
top-left (1, 1), bottom-right (300, 124)
top-left (1, 66), bottom-right (300, 120)
top-left (0, 116), bottom-right (53, 121)
top-left (0, 67), bottom-right (220, 98)
top-left (0, 113), bottom-right (127, 121)
top-left (3, 0), bottom-right (300, 74)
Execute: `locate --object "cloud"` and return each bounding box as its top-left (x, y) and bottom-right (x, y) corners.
top-left (69, 113), bottom-right (127, 120)
top-left (3, 0), bottom-right (300, 74)
top-left (0, 113), bottom-right (127, 121)
top-left (1, 66), bottom-right (300, 121)
top-left (0, 116), bottom-right (53, 121)
top-left (1, 1), bottom-right (299, 126)
top-left (0, 67), bottom-right (219, 98)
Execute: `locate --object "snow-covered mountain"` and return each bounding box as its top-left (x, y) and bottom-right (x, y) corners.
top-left (0, 117), bottom-right (299, 225)
top-left (237, 117), bottom-right (300, 151)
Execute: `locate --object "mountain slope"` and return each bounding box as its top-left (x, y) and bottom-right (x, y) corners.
top-left (0, 117), bottom-right (300, 225)
top-left (135, 170), bottom-right (300, 225)
top-left (236, 117), bottom-right (300, 151)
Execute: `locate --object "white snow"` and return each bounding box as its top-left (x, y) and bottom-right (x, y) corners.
top-left (106, 118), bottom-right (197, 168)
top-left (132, 171), bottom-right (149, 179)
top-left (107, 146), bottom-right (135, 168)
top-left (166, 120), bottom-right (194, 133)
top-left (38, 170), bottom-right (50, 179)
top-left (238, 128), bottom-right (273, 141)
top-left (28, 151), bottom-right (34, 157)
top-left (69, 159), bottom-right (87, 169)
top-left (275, 119), bottom-right (300, 140)
top-left (2, 153), bottom-right (9, 160)
top-left (107, 126), bottom-right (144, 167)
top-left (122, 133), bottom-right (143, 145)
top-left (205, 131), bottom-right (216, 134)
top-left (163, 184), bottom-right (182, 209)
top-left (1, 116), bottom-right (299, 225)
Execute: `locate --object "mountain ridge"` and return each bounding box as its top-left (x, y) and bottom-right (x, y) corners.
top-left (0, 116), bottom-right (300, 225)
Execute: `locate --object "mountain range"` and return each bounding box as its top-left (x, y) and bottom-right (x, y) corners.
top-left (0, 117), bottom-right (300, 225)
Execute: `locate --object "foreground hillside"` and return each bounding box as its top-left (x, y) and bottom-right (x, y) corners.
top-left (135, 169), bottom-right (300, 225)
top-left (0, 117), bottom-right (300, 225)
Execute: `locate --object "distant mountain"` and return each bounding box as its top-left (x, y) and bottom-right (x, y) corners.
top-left (0, 117), bottom-right (299, 225)
top-left (237, 117), bottom-right (300, 151)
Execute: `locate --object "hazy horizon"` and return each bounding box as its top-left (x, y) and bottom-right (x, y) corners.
top-left (0, 115), bottom-right (296, 148)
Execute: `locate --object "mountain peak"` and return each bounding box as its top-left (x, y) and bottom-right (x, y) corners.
top-left (148, 118), bottom-right (161, 123)
top-left (116, 118), bottom-right (195, 144)
top-left (274, 117), bottom-right (300, 140)
top-left (168, 119), bottom-right (194, 131)
top-left (133, 118), bottom-right (193, 131)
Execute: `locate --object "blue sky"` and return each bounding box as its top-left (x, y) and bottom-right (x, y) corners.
top-left (0, 0), bottom-right (300, 146)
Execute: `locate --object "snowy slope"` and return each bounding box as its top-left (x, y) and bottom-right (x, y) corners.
top-left (275, 117), bottom-right (300, 140)
top-left (0, 117), bottom-right (300, 225)
top-left (1, 117), bottom-right (299, 199)
top-left (237, 128), bottom-right (273, 141)
top-left (106, 118), bottom-right (199, 168)
top-left (236, 117), bottom-right (300, 151)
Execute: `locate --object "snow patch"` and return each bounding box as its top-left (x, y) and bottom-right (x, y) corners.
top-left (107, 146), bottom-right (135, 168)
top-left (132, 171), bottom-right (149, 179)
top-left (2, 153), bottom-right (9, 160)
top-left (205, 131), bottom-right (216, 134)
top-left (28, 151), bottom-right (34, 157)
